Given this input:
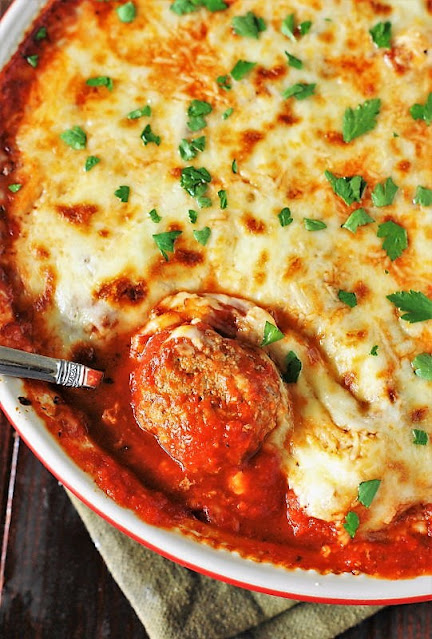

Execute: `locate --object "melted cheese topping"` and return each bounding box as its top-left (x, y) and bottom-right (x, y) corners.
top-left (1, 0), bottom-right (432, 532)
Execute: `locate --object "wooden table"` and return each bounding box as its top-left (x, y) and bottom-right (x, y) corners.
top-left (0, 1), bottom-right (431, 636)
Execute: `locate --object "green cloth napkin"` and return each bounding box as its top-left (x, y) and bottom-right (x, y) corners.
top-left (69, 493), bottom-right (382, 639)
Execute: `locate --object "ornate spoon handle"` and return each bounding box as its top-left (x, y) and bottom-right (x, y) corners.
top-left (0, 346), bottom-right (103, 389)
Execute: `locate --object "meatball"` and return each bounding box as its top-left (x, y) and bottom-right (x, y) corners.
top-left (130, 321), bottom-right (286, 474)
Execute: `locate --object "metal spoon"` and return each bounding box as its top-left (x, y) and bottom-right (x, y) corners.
top-left (0, 345), bottom-right (104, 389)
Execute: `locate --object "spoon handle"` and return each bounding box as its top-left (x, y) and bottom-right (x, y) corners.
top-left (0, 346), bottom-right (104, 389)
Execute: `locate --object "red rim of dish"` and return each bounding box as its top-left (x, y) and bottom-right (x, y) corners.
top-left (1, 400), bottom-right (431, 606)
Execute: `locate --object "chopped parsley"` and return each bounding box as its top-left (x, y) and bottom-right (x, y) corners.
top-left (338, 290), bottom-right (357, 308)
top-left (325, 171), bottom-right (367, 206)
top-left (178, 136), bottom-right (206, 161)
top-left (218, 189), bottom-right (228, 209)
top-left (413, 185), bottom-right (432, 206)
top-left (170, 0), bottom-right (227, 14)
top-left (26, 55), bottom-right (39, 68)
top-left (193, 226), bottom-right (211, 246)
top-left (358, 479), bottom-right (381, 508)
top-left (8, 183), bottom-right (22, 193)
top-left (369, 21), bottom-right (392, 48)
top-left (116, 1), bottom-right (136, 23)
top-left (230, 60), bottom-right (256, 81)
top-left (140, 124), bottom-right (161, 146)
top-left (284, 51), bottom-right (303, 69)
top-left (303, 218), bottom-right (327, 231)
top-left (343, 511), bottom-right (359, 539)
top-left (114, 185), bottom-right (130, 202)
top-left (86, 76), bottom-right (113, 91)
top-left (180, 166), bottom-right (212, 207)
top-left (370, 345), bottom-right (379, 356)
top-left (409, 93), bottom-right (432, 126)
top-left (341, 208), bottom-right (374, 233)
top-left (282, 82), bottom-right (316, 100)
top-left (342, 98), bottom-right (381, 143)
top-left (35, 26), bottom-right (47, 41)
top-left (153, 230), bottom-right (182, 261)
top-left (203, 0), bottom-right (228, 10)
top-left (60, 126), bottom-right (87, 150)
top-left (217, 75), bottom-right (232, 91)
top-left (298, 21), bottom-right (312, 35)
top-left (377, 221), bottom-right (408, 261)
top-left (412, 429), bottom-right (429, 446)
top-left (222, 107), bottom-right (234, 120)
top-left (232, 11), bottom-right (266, 39)
top-left (231, 159), bottom-right (238, 174)
top-left (387, 290), bottom-right (432, 323)
top-left (187, 99), bottom-right (213, 131)
top-left (412, 353), bottom-right (432, 381)
top-left (188, 209), bottom-right (198, 224)
top-left (148, 209), bottom-right (161, 223)
top-left (281, 14), bottom-right (296, 40)
top-left (282, 351), bottom-right (302, 383)
top-left (371, 177), bottom-right (398, 207)
top-left (127, 105), bottom-right (151, 119)
top-left (261, 321), bottom-right (284, 346)
top-left (85, 156), bottom-right (101, 171)
top-left (278, 207), bottom-right (293, 227)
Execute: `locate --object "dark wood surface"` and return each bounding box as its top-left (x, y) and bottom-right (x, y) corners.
top-left (0, 1), bottom-right (431, 637)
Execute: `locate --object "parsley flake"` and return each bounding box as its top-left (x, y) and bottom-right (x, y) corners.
top-left (342, 98), bottom-right (381, 143)
top-left (86, 76), bottom-right (113, 91)
top-left (148, 208), bottom-right (161, 223)
top-left (116, 1), bottom-right (136, 23)
top-left (409, 93), bottom-right (432, 125)
top-left (232, 11), bottom-right (266, 39)
top-left (369, 21), bottom-right (392, 48)
top-left (282, 82), bottom-right (316, 100)
top-left (60, 126), bottom-right (87, 150)
top-left (338, 290), bottom-right (357, 308)
top-left (261, 321), bottom-right (284, 346)
top-left (370, 345), bottom-right (379, 356)
top-left (222, 107), bottom-right (234, 120)
top-left (413, 186), bottom-right (432, 206)
top-left (281, 14), bottom-right (295, 40)
top-left (217, 75), bottom-right (232, 91)
top-left (358, 479), bottom-right (381, 508)
top-left (25, 55), bottom-right (39, 68)
top-left (278, 207), bottom-right (293, 227)
top-left (342, 208), bottom-right (374, 233)
top-left (153, 230), bottom-right (182, 261)
top-left (8, 183), bottom-right (22, 193)
top-left (285, 51), bottom-right (303, 69)
top-left (127, 105), bottom-right (151, 119)
top-left (387, 290), bottom-right (432, 323)
top-left (187, 99), bottom-right (212, 132)
top-left (304, 218), bottom-right (327, 231)
top-left (203, 0), bottom-right (228, 10)
top-left (412, 353), bottom-right (432, 381)
top-left (114, 185), bottom-right (130, 202)
top-left (35, 26), bottom-right (47, 41)
top-left (85, 156), bottom-right (100, 171)
top-left (232, 159), bottom-right (238, 174)
top-left (412, 429), bottom-right (429, 446)
top-left (325, 171), bottom-right (367, 206)
top-left (188, 209), bottom-right (198, 224)
top-left (218, 189), bottom-right (228, 209)
top-left (140, 124), bottom-right (161, 146)
top-left (343, 511), bottom-right (360, 539)
top-left (193, 226), bottom-right (211, 246)
top-left (371, 177), bottom-right (398, 207)
top-left (180, 166), bottom-right (212, 206)
top-left (231, 60), bottom-right (256, 81)
top-left (178, 136), bottom-right (206, 161)
top-left (298, 20), bottom-right (312, 35)
top-left (170, 0), bottom-right (227, 14)
top-left (377, 221), bottom-right (408, 261)
top-left (282, 351), bottom-right (302, 383)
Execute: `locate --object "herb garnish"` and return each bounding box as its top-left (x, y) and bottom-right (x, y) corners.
top-left (377, 221), bottom-right (408, 261)
top-left (341, 208), bottom-right (374, 233)
top-left (413, 186), bottom-right (432, 206)
top-left (261, 321), bottom-right (284, 346)
top-left (278, 207), bottom-right (293, 227)
top-left (342, 98), bottom-right (381, 143)
top-left (231, 60), bottom-right (256, 81)
top-left (193, 227), bottom-right (211, 246)
top-left (369, 21), bottom-right (392, 48)
top-left (370, 345), bottom-right (379, 356)
top-left (412, 429), bottom-right (429, 446)
top-left (303, 218), bottom-right (327, 231)
top-left (35, 26), bottom-right (47, 41)
top-left (188, 209), bottom-right (198, 224)
top-left (409, 93), bottom-right (432, 125)
top-left (114, 185), bottom-right (130, 202)
top-left (218, 189), bottom-right (228, 209)
top-left (358, 480), bottom-right (381, 508)
top-left (222, 107), bottom-right (234, 120)
top-left (116, 1), bottom-right (136, 23)
top-left (284, 52), bottom-right (303, 69)
top-left (282, 83), bottom-right (316, 100)
top-left (325, 171), bottom-right (367, 206)
top-left (282, 14), bottom-right (312, 39)
top-left (60, 126), bottom-right (87, 150)
top-left (8, 184), bottom-right (22, 193)
top-left (338, 290), bottom-right (357, 308)
top-left (187, 99), bottom-right (213, 131)
top-left (343, 511), bottom-right (359, 539)
top-left (387, 290), bottom-right (432, 323)
top-left (153, 231), bottom-right (182, 261)
top-left (86, 76), bottom-right (113, 91)
top-left (232, 11), bottom-right (266, 39)
top-left (231, 159), bottom-right (238, 173)
top-left (148, 209), bottom-right (161, 223)
top-left (217, 75), bottom-right (232, 91)
top-left (26, 55), bottom-right (39, 68)
top-left (127, 105), bottom-right (151, 119)
top-left (170, 0), bottom-right (227, 14)
top-left (282, 351), bottom-right (302, 383)
top-left (85, 156), bottom-right (100, 171)
top-left (179, 136), bottom-right (206, 161)
top-left (371, 177), bottom-right (398, 207)
top-left (412, 353), bottom-right (432, 381)
top-left (180, 166), bottom-right (212, 208)
top-left (140, 124), bottom-right (161, 146)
